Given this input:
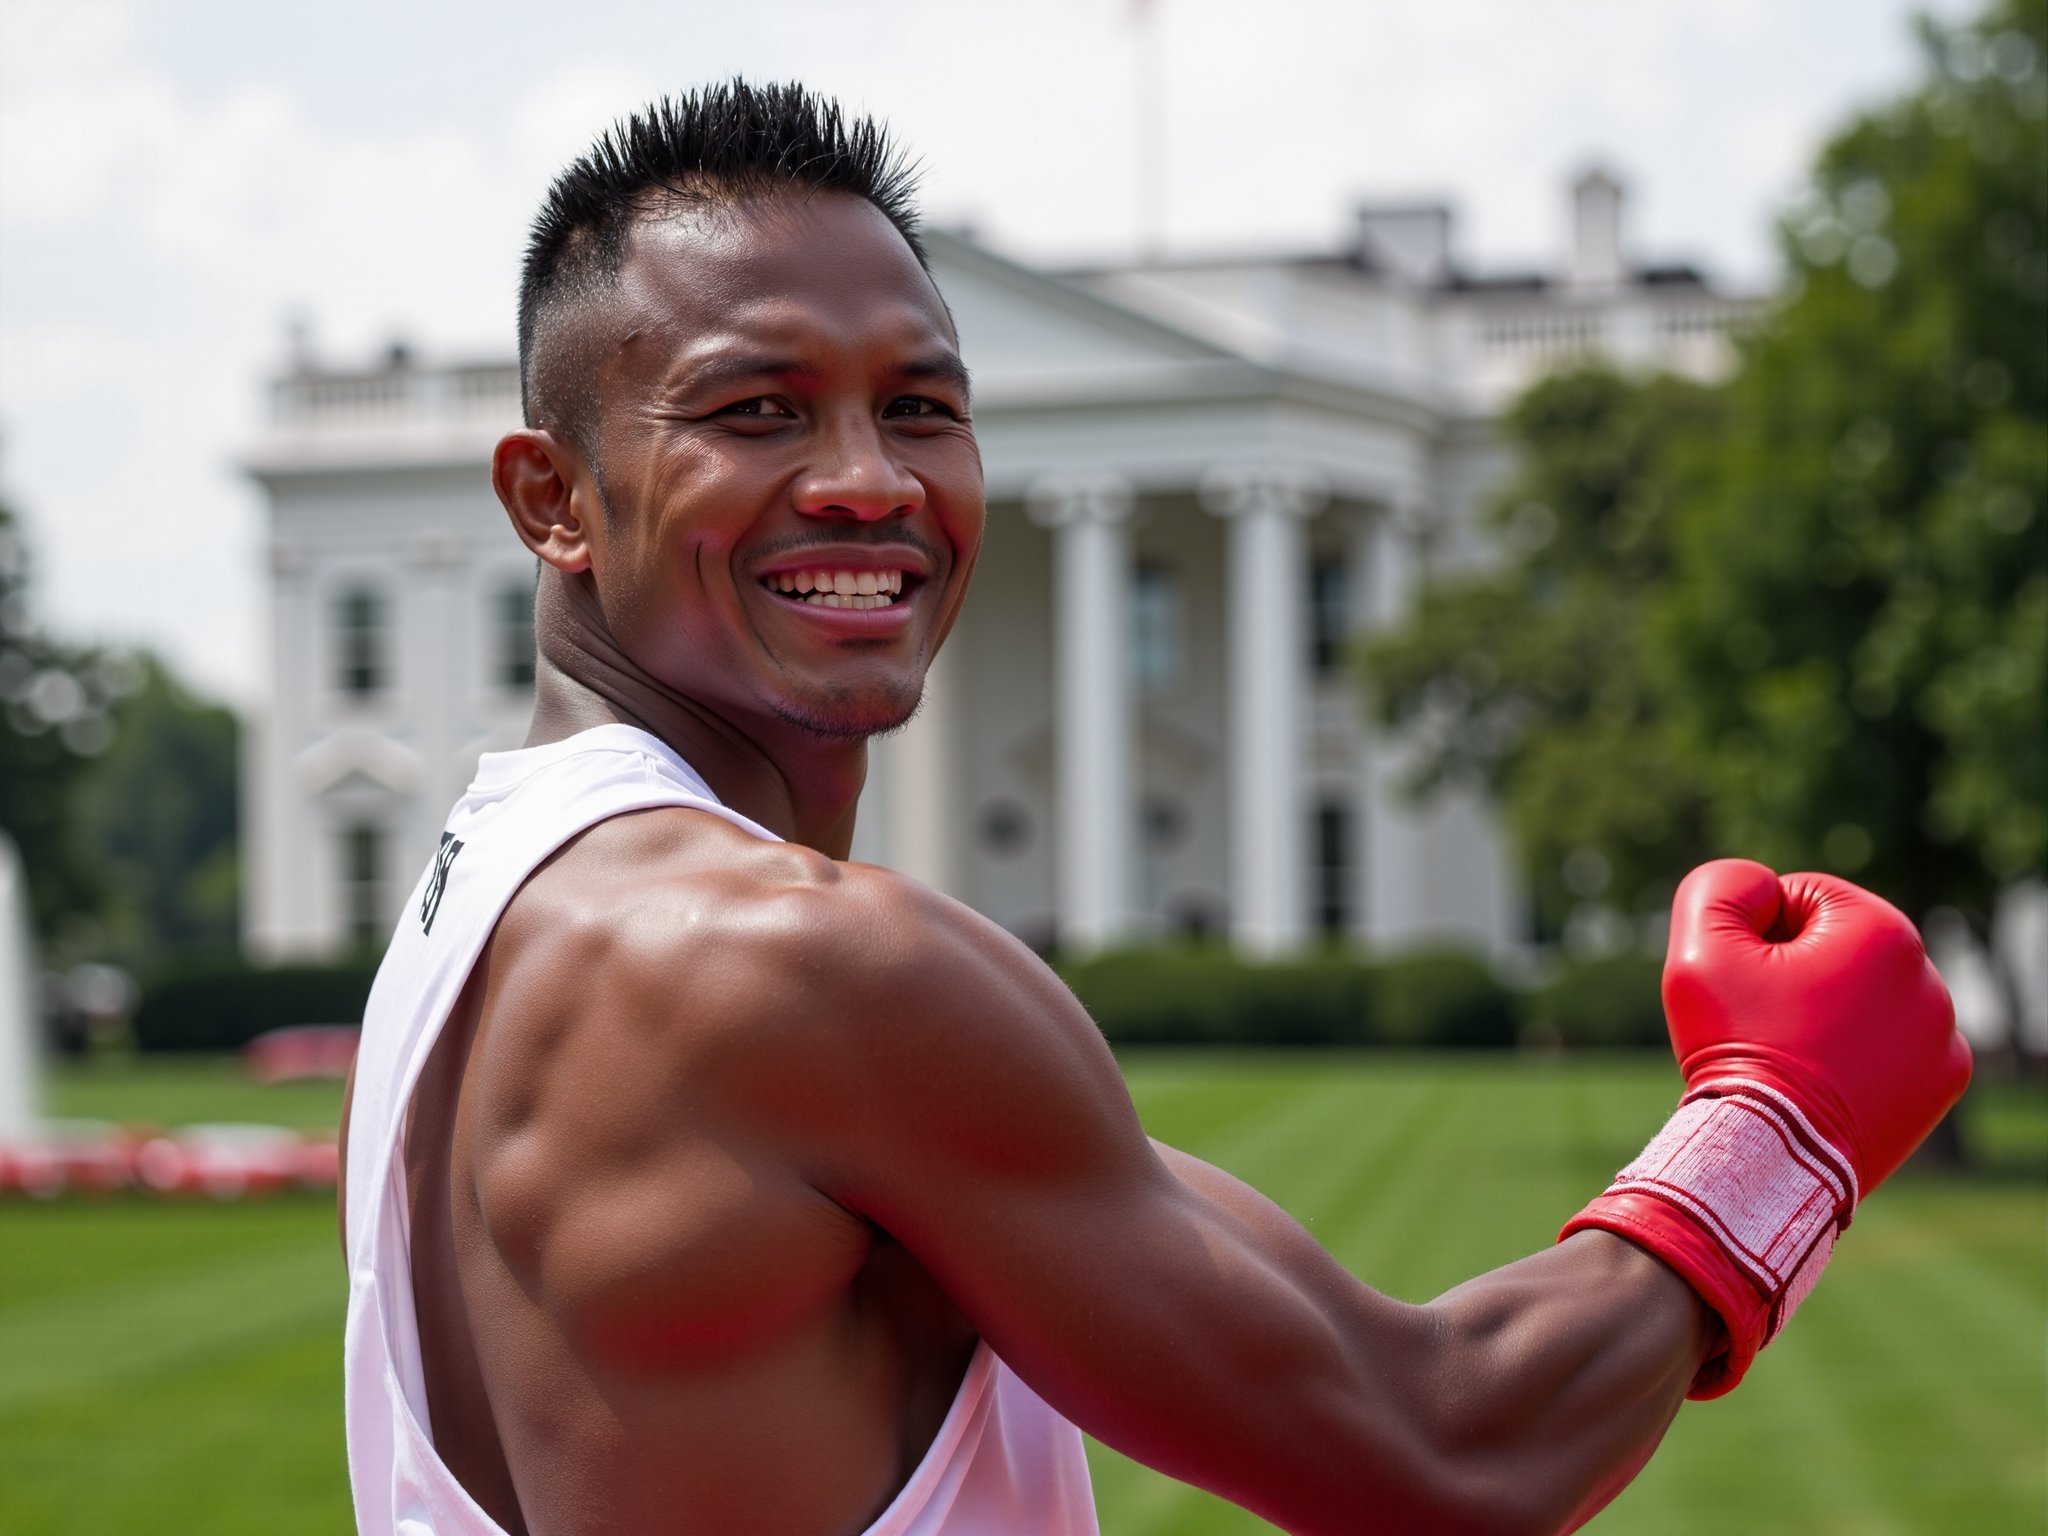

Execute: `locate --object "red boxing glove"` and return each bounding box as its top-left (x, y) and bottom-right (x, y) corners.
top-left (1562, 860), bottom-right (1971, 1398)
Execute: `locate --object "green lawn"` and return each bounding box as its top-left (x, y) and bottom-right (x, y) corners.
top-left (3, 1053), bottom-right (2040, 1534)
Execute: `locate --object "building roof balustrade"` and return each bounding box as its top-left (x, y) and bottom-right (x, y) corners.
top-left (271, 363), bottom-right (522, 429)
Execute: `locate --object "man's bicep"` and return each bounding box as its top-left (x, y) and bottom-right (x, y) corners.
top-left (805, 888), bottom-right (1403, 1503)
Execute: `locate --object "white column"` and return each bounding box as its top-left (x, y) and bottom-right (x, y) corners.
top-left (1358, 497), bottom-right (1433, 948)
top-left (1027, 473), bottom-right (1136, 954)
top-left (0, 836), bottom-right (42, 1139)
top-left (1202, 466), bottom-right (1325, 955)
top-left (885, 642), bottom-right (955, 891)
top-left (249, 540), bottom-right (309, 960)
top-left (407, 531), bottom-right (462, 865)
top-left (847, 727), bottom-right (892, 867)
top-left (1345, 511), bottom-right (1379, 946)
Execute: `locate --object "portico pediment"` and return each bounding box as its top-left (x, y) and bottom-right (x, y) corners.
top-left (297, 730), bottom-right (422, 800)
top-left (927, 231), bottom-right (1230, 391)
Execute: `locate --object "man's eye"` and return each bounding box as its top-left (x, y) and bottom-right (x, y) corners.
top-left (883, 396), bottom-right (954, 420)
top-left (720, 397), bottom-right (795, 419)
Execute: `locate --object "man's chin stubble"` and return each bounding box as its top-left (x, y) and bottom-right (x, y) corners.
top-left (768, 680), bottom-right (926, 743)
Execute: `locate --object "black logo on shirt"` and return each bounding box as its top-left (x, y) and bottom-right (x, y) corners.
top-left (421, 832), bottom-right (464, 935)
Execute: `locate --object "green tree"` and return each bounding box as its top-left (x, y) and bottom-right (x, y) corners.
top-left (1655, 0), bottom-right (2047, 934)
top-left (1361, 368), bottom-right (1725, 939)
top-left (71, 655), bottom-right (241, 973)
top-left (0, 496), bottom-right (242, 973)
top-left (0, 498), bottom-right (132, 941)
top-left (1366, 0), bottom-right (2045, 976)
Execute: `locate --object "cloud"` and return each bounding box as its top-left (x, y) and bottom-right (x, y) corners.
top-left (510, 61), bottom-right (667, 175)
top-left (0, 0), bottom-right (159, 232)
top-left (0, 314), bottom-right (141, 411)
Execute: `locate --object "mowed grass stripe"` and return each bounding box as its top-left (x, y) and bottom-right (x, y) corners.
top-left (2, 1321), bottom-right (352, 1536)
top-left (1608, 1335), bottom-right (1904, 1536)
top-left (1116, 1066), bottom-right (1305, 1153)
top-left (1316, 1076), bottom-right (1515, 1299)
top-left (1563, 1185), bottom-right (2048, 1532)
top-left (0, 1239), bottom-right (342, 1417)
top-left (10, 1053), bottom-right (2036, 1536)
top-left (1096, 1064), bottom-right (1683, 1536)
top-left (1095, 1062), bottom-right (1387, 1536)
top-left (1140, 1068), bottom-right (1377, 1178)
top-left (1116, 1053), bottom-right (1313, 1128)
top-left (1841, 1191), bottom-right (2048, 1415)
top-left (1224, 1077), bottom-right (1458, 1233)
top-left (1715, 1319), bottom-right (1911, 1536)
top-left (1791, 1202), bottom-right (2045, 1525)
top-left (49, 1057), bottom-right (345, 1132)
top-left (1084, 1438), bottom-right (1234, 1536)
top-left (1093, 1067), bottom-right (1498, 1536)
top-left (0, 1197), bottom-right (335, 1313)
top-left (1552, 1058), bottom-right (1675, 1182)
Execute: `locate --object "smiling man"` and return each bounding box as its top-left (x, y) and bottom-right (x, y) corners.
top-left (338, 82), bottom-right (1970, 1536)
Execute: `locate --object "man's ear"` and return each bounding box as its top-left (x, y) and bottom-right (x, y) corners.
top-left (494, 429), bottom-right (595, 573)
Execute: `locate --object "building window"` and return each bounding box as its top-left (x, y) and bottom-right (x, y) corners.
top-left (1142, 793), bottom-right (1190, 853)
top-left (1130, 562), bottom-right (1182, 696)
top-left (1314, 799), bottom-right (1353, 937)
top-left (496, 581), bottom-right (536, 689)
top-left (341, 823), bottom-right (387, 951)
top-left (335, 586), bottom-right (388, 698)
top-left (1310, 556), bottom-right (1352, 677)
top-left (977, 799), bottom-right (1032, 860)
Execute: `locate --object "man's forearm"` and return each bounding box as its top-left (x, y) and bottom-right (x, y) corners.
top-left (1419, 1233), bottom-right (1710, 1532)
top-left (1155, 1141), bottom-right (1709, 1534)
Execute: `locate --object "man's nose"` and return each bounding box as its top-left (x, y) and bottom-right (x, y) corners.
top-left (791, 416), bottom-right (924, 522)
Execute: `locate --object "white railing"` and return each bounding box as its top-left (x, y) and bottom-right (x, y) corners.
top-left (1654, 307), bottom-right (1752, 339)
top-left (271, 364), bottom-right (522, 427)
top-left (1477, 300), bottom-right (1756, 361)
top-left (1477, 309), bottom-right (1608, 356)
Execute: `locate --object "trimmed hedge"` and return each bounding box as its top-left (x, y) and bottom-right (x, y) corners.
top-left (1055, 949), bottom-right (1266, 1046)
top-left (1371, 951), bottom-right (1521, 1050)
top-left (132, 947), bottom-right (1664, 1055)
top-left (134, 959), bottom-right (381, 1053)
top-left (1524, 954), bottom-right (1667, 1050)
top-left (1058, 947), bottom-right (1519, 1050)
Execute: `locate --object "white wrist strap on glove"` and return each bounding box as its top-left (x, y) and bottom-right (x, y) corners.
top-left (1609, 1079), bottom-right (1859, 1339)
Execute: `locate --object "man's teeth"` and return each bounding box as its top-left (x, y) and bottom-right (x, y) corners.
top-left (764, 569), bottom-right (908, 610)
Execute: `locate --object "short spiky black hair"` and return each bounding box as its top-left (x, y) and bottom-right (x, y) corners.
top-left (516, 79), bottom-right (928, 452)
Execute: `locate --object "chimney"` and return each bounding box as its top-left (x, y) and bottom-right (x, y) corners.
top-left (1570, 167), bottom-right (1625, 289)
top-left (283, 311), bottom-right (316, 376)
top-left (1353, 203), bottom-right (1453, 287)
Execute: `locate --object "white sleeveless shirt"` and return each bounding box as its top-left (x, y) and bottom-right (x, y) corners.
top-left (343, 724), bottom-right (1099, 1536)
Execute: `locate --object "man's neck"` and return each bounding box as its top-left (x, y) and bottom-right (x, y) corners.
top-left (523, 605), bottom-right (868, 859)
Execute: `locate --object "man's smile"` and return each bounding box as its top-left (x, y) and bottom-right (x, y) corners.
top-left (762, 567), bottom-right (911, 609)
top-left (750, 540), bottom-right (939, 630)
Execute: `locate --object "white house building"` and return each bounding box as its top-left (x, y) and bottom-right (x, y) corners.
top-left (241, 171), bottom-right (1760, 963)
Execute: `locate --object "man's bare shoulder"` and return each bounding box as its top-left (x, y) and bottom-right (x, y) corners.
top-left (460, 804), bottom-right (1129, 1305)
top-left (475, 804), bottom-right (1100, 1151)
top-left (495, 803), bottom-right (851, 992)
top-left (494, 805), bottom-right (1013, 1018)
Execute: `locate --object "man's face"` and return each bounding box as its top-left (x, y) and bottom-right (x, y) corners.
top-left (579, 192), bottom-right (982, 741)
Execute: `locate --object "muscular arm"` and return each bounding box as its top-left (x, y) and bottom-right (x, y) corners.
top-left (485, 837), bottom-right (1708, 1535)
top-left (1153, 1142), bottom-right (1706, 1532)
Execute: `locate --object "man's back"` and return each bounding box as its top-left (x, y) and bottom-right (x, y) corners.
top-left (406, 808), bottom-right (981, 1534)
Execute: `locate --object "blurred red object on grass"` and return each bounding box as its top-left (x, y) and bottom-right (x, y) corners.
top-left (243, 1024), bottom-right (360, 1084)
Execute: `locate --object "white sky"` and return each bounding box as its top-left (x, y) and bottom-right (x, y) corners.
top-left (0, 0), bottom-right (1978, 706)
